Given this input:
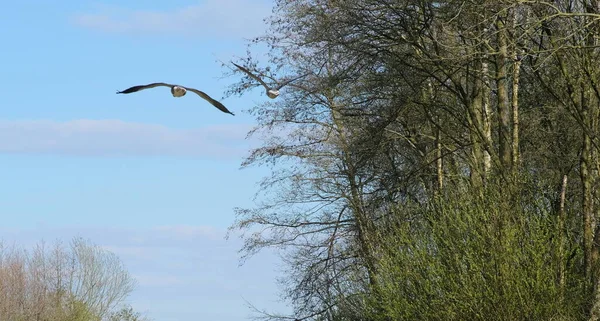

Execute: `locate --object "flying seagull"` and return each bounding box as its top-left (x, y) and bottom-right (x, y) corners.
top-left (232, 63), bottom-right (305, 99)
top-left (116, 83), bottom-right (234, 115)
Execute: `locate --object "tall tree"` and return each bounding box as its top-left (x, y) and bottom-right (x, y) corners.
top-left (228, 0), bottom-right (600, 319)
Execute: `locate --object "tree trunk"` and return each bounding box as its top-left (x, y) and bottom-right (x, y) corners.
top-left (436, 126), bottom-right (443, 191)
top-left (482, 58), bottom-right (492, 177)
top-left (581, 93), bottom-right (594, 283)
top-left (428, 81), bottom-right (443, 191)
top-left (558, 174), bottom-right (567, 296)
top-left (468, 93), bottom-right (485, 187)
top-left (511, 53), bottom-right (522, 170)
top-left (495, 16), bottom-right (512, 172)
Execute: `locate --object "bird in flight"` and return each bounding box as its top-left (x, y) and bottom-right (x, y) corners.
top-left (232, 63), bottom-right (305, 99)
top-left (116, 83), bottom-right (234, 115)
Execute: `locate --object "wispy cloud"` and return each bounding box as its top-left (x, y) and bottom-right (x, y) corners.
top-left (0, 119), bottom-right (254, 158)
top-left (133, 274), bottom-right (186, 287)
top-left (153, 225), bottom-right (223, 241)
top-left (72, 1), bottom-right (271, 39)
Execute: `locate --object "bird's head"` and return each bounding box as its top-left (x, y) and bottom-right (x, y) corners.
top-left (171, 86), bottom-right (187, 97)
top-left (267, 89), bottom-right (280, 99)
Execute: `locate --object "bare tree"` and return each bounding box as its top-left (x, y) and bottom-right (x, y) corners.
top-left (0, 237), bottom-right (139, 321)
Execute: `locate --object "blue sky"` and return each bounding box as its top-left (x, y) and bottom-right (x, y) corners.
top-left (0, 1), bottom-right (288, 320)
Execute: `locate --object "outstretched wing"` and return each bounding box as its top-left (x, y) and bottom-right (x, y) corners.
top-left (184, 87), bottom-right (235, 116)
top-left (275, 73), bottom-right (310, 90)
top-left (116, 83), bottom-right (173, 94)
top-left (232, 63), bottom-right (270, 90)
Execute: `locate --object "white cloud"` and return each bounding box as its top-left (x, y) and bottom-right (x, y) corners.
top-left (72, 0), bottom-right (271, 39)
top-left (0, 119), bottom-right (254, 158)
top-left (153, 225), bottom-right (223, 240)
top-left (133, 274), bottom-right (185, 287)
top-left (101, 245), bottom-right (157, 260)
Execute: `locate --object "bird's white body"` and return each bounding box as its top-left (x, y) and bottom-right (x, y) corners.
top-left (171, 86), bottom-right (187, 97)
top-left (267, 89), bottom-right (280, 99)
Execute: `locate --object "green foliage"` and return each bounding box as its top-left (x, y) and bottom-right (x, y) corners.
top-left (369, 179), bottom-right (589, 321)
top-left (108, 305), bottom-right (150, 321)
top-left (60, 298), bottom-right (100, 321)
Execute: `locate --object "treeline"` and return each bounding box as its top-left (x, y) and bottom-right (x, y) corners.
top-left (228, 0), bottom-right (600, 320)
top-left (0, 237), bottom-right (148, 321)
